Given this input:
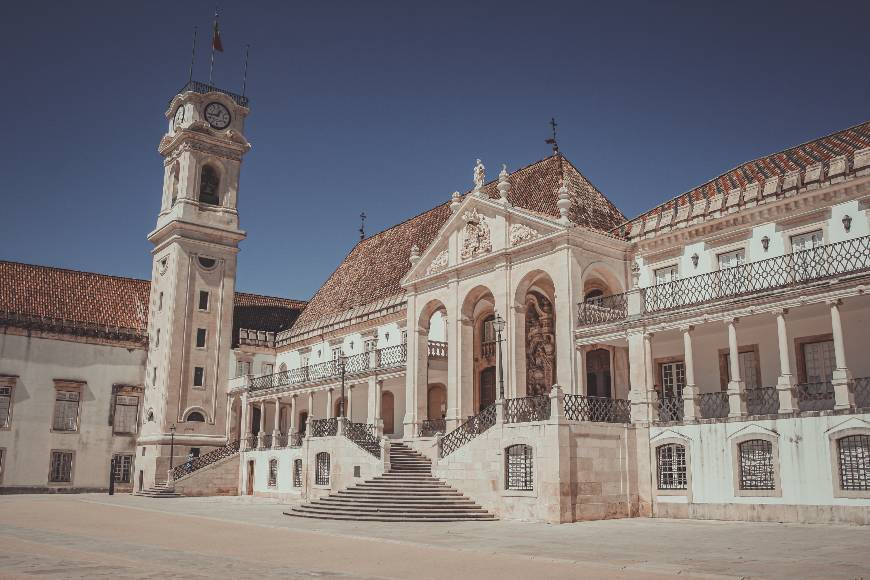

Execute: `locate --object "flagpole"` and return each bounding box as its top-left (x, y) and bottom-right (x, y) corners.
top-left (242, 44), bottom-right (250, 97)
top-left (208, 8), bottom-right (218, 85)
top-left (188, 26), bottom-right (198, 83)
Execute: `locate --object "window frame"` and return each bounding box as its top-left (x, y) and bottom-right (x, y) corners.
top-left (293, 458), bottom-right (303, 488)
top-left (51, 381), bottom-right (84, 433)
top-left (504, 444), bottom-right (534, 493)
top-left (195, 328), bottom-right (208, 349)
top-left (829, 428), bottom-right (870, 499)
top-left (794, 333), bottom-right (835, 384)
top-left (717, 344), bottom-right (762, 392)
top-left (654, 439), bottom-right (691, 496)
top-left (111, 386), bottom-right (141, 436)
top-left (731, 432), bottom-right (781, 497)
top-left (0, 376), bottom-right (16, 430)
top-left (267, 458), bottom-right (279, 488)
top-left (48, 449), bottom-right (75, 485)
top-left (198, 290), bottom-right (210, 312)
top-left (112, 453), bottom-right (134, 484)
top-left (315, 452), bottom-right (330, 487)
top-left (193, 366), bottom-right (205, 388)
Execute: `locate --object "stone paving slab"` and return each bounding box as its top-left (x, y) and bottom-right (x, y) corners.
top-left (1, 494), bottom-right (868, 579)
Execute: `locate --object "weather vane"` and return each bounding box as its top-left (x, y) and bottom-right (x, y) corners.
top-left (545, 117), bottom-right (559, 154)
top-left (359, 212), bottom-right (367, 241)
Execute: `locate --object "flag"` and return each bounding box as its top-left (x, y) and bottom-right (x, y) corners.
top-left (211, 12), bottom-right (224, 52)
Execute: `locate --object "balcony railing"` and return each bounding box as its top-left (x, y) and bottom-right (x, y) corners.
top-left (854, 377), bottom-right (870, 408)
top-left (427, 340), bottom-right (448, 358)
top-left (643, 235), bottom-right (870, 314)
top-left (577, 235), bottom-right (870, 326)
top-left (176, 80), bottom-right (249, 107)
top-left (698, 392), bottom-right (729, 419)
top-left (504, 395), bottom-right (551, 423)
top-left (796, 381), bottom-right (835, 412)
top-left (249, 344), bottom-right (407, 393)
top-left (746, 387), bottom-right (780, 415)
top-left (481, 341), bottom-right (496, 359)
top-left (564, 395), bottom-right (631, 423)
top-left (658, 396), bottom-right (684, 422)
top-left (310, 418), bottom-right (339, 437)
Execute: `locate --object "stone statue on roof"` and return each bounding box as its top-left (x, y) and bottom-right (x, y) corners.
top-left (473, 159), bottom-right (485, 192)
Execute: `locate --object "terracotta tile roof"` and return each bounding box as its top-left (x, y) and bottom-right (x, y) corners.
top-left (294, 154), bottom-right (625, 328)
top-left (0, 260), bottom-right (305, 341)
top-left (617, 121), bottom-right (870, 236)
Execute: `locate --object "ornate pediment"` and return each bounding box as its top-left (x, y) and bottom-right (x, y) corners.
top-left (510, 223), bottom-right (540, 246)
top-left (460, 208), bottom-right (492, 260)
top-left (425, 249), bottom-right (449, 275)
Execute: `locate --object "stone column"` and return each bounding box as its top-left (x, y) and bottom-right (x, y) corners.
top-left (326, 388), bottom-right (334, 419)
top-left (829, 299), bottom-right (854, 410)
top-left (628, 331), bottom-right (655, 422)
top-left (306, 391), bottom-right (315, 439)
top-left (272, 397), bottom-right (281, 447)
top-left (577, 347), bottom-right (587, 396)
top-left (240, 393), bottom-right (250, 450)
top-left (347, 385), bottom-right (354, 421)
top-left (681, 326), bottom-right (699, 420)
top-left (257, 402), bottom-right (266, 448)
top-left (290, 394), bottom-right (297, 436)
top-left (644, 333), bottom-right (659, 421)
top-left (775, 309), bottom-right (798, 413)
top-left (510, 304), bottom-right (526, 398)
top-left (726, 318), bottom-right (747, 417)
top-left (402, 291), bottom-right (419, 435)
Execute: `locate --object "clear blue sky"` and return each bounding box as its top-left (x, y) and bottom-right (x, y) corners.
top-left (1, 1), bottom-right (868, 300)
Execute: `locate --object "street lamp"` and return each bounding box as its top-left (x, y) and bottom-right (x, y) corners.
top-left (492, 313), bottom-right (506, 400)
top-left (169, 424), bottom-right (176, 470)
top-left (338, 353), bottom-right (347, 419)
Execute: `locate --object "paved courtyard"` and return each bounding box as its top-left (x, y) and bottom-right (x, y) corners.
top-left (0, 494), bottom-right (868, 579)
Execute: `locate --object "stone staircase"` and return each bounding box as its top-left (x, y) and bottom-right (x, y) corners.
top-left (134, 480), bottom-right (181, 498)
top-left (287, 442), bottom-right (495, 522)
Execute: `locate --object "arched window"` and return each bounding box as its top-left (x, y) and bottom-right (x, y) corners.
top-left (198, 165), bottom-right (220, 205)
top-left (185, 411), bottom-right (205, 422)
top-left (268, 459), bottom-right (278, 487)
top-left (293, 458), bottom-right (303, 487)
top-left (656, 443), bottom-right (687, 490)
top-left (738, 439), bottom-right (775, 490)
top-left (279, 362), bottom-right (288, 373)
top-left (315, 452), bottom-right (330, 485)
top-left (584, 288), bottom-right (605, 302)
top-left (837, 434), bottom-right (870, 491)
top-left (505, 444), bottom-right (533, 491)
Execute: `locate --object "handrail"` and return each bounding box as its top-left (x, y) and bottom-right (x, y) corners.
top-left (341, 418), bottom-right (381, 458)
top-left (577, 293), bottom-right (628, 326)
top-left (438, 403), bottom-right (497, 458)
top-left (170, 439), bottom-right (240, 481)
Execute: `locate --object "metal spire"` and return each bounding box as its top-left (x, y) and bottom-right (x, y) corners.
top-left (545, 117), bottom-right (559, 154)
top-left (359, 212), bottom-right (367, 241)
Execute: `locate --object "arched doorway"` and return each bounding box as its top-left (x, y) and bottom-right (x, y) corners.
top-left (427, 384), bottom-right (447, 420)
top-left (479, 367), bottom-right (496, 410)
top-left (251, 406), bottom-right (261, 435)
top-left (382, 391), bottom-right (395, 434)
top-left (586, 348), bottom-right (612, 398)
top-left (298, 411), bottom-right (308, 435)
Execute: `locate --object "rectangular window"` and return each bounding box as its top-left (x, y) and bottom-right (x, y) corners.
top-left (195, 328), bottom-right (207, 348)
top-left (803, 340), bottom-right (836, 383)
top-left (656, 443), bottom-right (687, 490)
top-left (193, 367), bottom-right (204, 387)
top-left (49, 451), bottom-right (74, 483)
top-left (293, 458), bottom-right (303, 487)
top-left (654, 265), bottom-right (678, 284)
top-left (790, 229), bottom-right (823, 252)
top-left (722, 349), bottom-right (760, 390)
top-left (505, 444), bottom-right (534, 491)
top-left (236, 360), bottom-right (251, 377)
top-left (52, 390), bottom-right (80, 432)
top-left (738, 439), bottom-right (775, 491)
top-left (262, 363), bottom-right (274, 375)
top-left (198, 290), bottom-right (209, 311)
top-left (152, 367), bottom-right (158, 384)
top-left (364, 339), bottom-right (377, 353)
top-left (838, 435), bottom-right (870, 491)
top-left (0, 386), bottom-right (13, 428)
top-left (717, 249), bottom-right (745, 270)
top-left (268, 459), bottom-right (278, 487)
top-left (113, 395), bottom-right (139, 435)
top-left (112, 453), bottom-right (133, 483)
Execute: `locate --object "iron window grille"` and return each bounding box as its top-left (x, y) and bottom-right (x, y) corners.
top-left (293, 458), bottom-right (303, 487)
top-left (315, 452), bottom-right (330, 486)
top-left (268, 459), bottom-right (278, 487)
top-left (112, 454), bottom-right (133, 483)
top-left (738, 439), bottom-right (775, 490)
top-left (49, 451), bottom-right (73, 483)
top-left (837, 435), bottom-right (870, 491)
top-left (656, 444), bottom-right (687, 490)
top-left (505, 444), bottom-right (533, 491)
top-left (0, 386), bottom-right (12, 428)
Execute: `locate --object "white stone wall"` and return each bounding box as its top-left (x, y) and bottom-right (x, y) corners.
top-left (0, 332), bottom-right (146, 491)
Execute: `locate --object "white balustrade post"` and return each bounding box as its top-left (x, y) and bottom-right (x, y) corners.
top-left (829, 300), bottom-right (854, 410)
top-left (290, 394), bottom-right (297, 438)
top-left (682, 326), bottom-right (699, 420)
top-left (775, 309), bottom-right (798, 413)
top-left (326, 388), bottom-right (334, 419)
top-left (726, 318), bottom-right (747, 417)
top-left (549, 384), bottom-right (566, 422)
top-left (272, 397), bottom-right (281, 447)
top-left (347, 385), bottom-right (354, 421)
top-left (628, 332), bottom-right (654, 422)
top-left (257, 402), bottom-right (266, 449)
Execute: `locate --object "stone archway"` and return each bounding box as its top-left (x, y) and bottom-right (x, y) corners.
top-left (427, 383), bottom-right (447, 420)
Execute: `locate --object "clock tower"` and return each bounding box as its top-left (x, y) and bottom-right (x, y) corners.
top-left (137, 82), bottom-right (251, 489)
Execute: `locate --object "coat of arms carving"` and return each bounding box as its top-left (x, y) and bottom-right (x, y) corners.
top-left (509, 223), bottom-right (540, 246)
top-left (426, 249), bottom-right (449, 275)
top-left (460, 208), bottom-right (492, 260)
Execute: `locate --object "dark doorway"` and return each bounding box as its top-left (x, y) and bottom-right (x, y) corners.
top-left (251, 406), bottom-right (261, 435)
top-left (479, 367), bottom-right (496, 411)
top-left (586, 349), bottom-right (612, 398)
top-left (246, 460), bottom-right (255, 495)
top-left (299, 411), bottom-right (308, 435)
top-left (138, 471), bottom-right (143, 492)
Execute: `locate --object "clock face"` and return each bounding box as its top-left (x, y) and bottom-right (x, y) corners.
top-left (173, 106), bottom-right (185, 129)
top-left (204, 102), bottom-right (231, 129)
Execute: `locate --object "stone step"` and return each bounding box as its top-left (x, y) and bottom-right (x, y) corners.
top-left (285, 510), bottom-right (496, 522)
top-left (316, 499), bottom-right (481, 508)
top-left (291, 506), bottom-right (491, 518)
top-left (301, 504), bottom-right (489, 515)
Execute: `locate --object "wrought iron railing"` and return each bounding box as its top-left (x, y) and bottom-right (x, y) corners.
top-left (563, 395), bottom-right (631, 423)
top-left (504, 395), bottom-right (551, 423)
top-left (746, 387), bottom-right (780, 415)
top-left (796, 381), bottom-right (835, 412)
top-left (419, 418), bottom-right (446, 437)
top-left (577, 293), bottom-right (629, 326)
top-left (341, 418), bottom-right (381, 458)
top-left (643, 235), bottom-right (870, 313)
top-left (698, 392), bottom-right (729, 419)
top-left (177, 80), bottom-right (249, 107)
top-left (439, 403), bottom-right (497, 458)
top-left (310, 418), bottom-right (339, 437)
top-left (272, 434), bottom-right (288, 448)
top-left (249, 344), bottom-right (408, 394)
top-left (428, 340), bottom-right (448, 358)
top-left (853, 377), bottom-right (870, 409)
top-left (481, 341), bottom-right (496, 359)
top-left (242, 434), bottom-right (258, 450)
top-left (170, 439), bottom-right (240, 481)
top-left (261, 433), bottom-right (273, 449)
top-left (657, 396), bottom-right (684, 422)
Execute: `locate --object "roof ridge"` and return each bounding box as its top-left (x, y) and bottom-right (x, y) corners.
top-left (616, 119), bottom-right (870, 227)
top-left (559, 154), bottom-right (626, 221)
top-left (234, 290), bottom-right (308, 304)
top-left (0, 259), bottom-right (150, 286)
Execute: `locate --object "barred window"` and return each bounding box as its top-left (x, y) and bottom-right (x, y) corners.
top-left (268, 459), bottom-right (278, 487)
top-left (293, 458), bottom-right (302, 487)
top-left (738, 439), bottom-right (775, 490)
top-left (0, 386), bottom-right (12, 428)
top-left (49, 451), bottom-right (73, 483)
top-left (53, 390), bottom-right (80, 431)
top-left (837, 435), bottom-right (870, 491)
top-left (505, 444), bottom-right (533, 491)
top-left (315, 452), bottom-right (330, 486)
top-left (112, 454), bottom-right (133, 483)
top-left (656, 443), bottom-right (687, 490)
top-left (113, 395), bottom-right (139, 435)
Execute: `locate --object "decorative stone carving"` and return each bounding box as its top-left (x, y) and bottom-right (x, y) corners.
top-left (426, 249), bottom-right (449, 275)
top-left (525, 291), bottom-right (556, 396)
top-left (473, 159), bottom-right (486, 196)
top-left (449, 191), bottom-right (462, 214)
top-left (509, 223), bottom-right (539, 246)
top-left (409, 244), bottom-right (421, 265)
top-left (460, 208), bottom-right (492, 260)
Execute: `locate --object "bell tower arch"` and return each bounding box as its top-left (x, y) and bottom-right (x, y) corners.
top-left (138, 82), bottom-right (251, 489)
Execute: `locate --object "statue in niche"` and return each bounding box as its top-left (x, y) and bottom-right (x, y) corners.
top-left (460, 208), bottom-right (492, 260)
top-left (525, 290), bottom-right (556, 396)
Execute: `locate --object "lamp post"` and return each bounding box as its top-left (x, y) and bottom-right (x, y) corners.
top-left (339, 353), bottom-right (347, 419)
top-left (492, 313), bottom-right (506, 400)
top-left (169, 424), bottom-right (176, 470)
